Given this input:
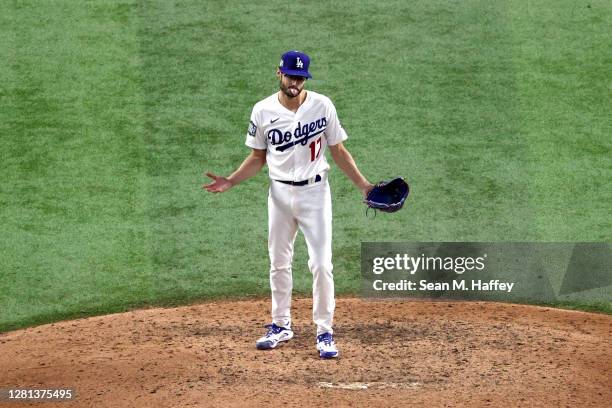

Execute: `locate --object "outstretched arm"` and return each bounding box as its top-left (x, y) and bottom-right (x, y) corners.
top-left (203, 148), bottom-right (267, 193)
top-left (328, 143), bottom-right (374, 198)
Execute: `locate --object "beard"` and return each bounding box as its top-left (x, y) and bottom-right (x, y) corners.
top-left (279, 81), bottom-right (303, 98)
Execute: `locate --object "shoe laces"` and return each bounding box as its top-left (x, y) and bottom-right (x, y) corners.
top-left (318, 332), bottom-right (334, 346)
top-left (264, 323), bottom-right (284, 337)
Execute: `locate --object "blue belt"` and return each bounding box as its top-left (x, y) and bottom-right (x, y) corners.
top-left (276, 174), bottom-right (322, 186)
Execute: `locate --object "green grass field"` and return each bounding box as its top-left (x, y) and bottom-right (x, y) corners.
top-left (1, 0), bottom-right (610, 332)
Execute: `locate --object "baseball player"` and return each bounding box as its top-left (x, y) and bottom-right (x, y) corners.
top-left (204, 50), bottom-right (373, 358)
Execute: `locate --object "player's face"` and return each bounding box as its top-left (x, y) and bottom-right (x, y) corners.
top-left (278, 72), bottom-right (306, 98)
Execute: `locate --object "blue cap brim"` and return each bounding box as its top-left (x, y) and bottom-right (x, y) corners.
top-left (280, 67), bottom-right (312, 79)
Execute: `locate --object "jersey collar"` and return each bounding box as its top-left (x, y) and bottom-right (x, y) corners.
top-left (276, 91), bottom-right (311, 115)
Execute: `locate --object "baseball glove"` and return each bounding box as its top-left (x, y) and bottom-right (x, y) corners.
top-left (364, 177), bottom-right (409, 213)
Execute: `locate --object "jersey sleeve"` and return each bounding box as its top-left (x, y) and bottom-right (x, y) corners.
top-left (324, 100), bottom-right (348, 146)
top-left (245, 107), bottom-right (267, 150)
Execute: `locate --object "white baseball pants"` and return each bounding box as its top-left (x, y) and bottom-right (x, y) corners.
top-left (268, 175), bottom-right (335, 335)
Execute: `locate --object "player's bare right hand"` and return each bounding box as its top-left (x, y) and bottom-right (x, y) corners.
top-left (203, 172), bottom-right (233, 193)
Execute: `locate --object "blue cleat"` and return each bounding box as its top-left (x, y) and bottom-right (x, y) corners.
top-left (316, 332), bottom-right (339, 359)
top-left (256, 323), bottom-right (294, 350)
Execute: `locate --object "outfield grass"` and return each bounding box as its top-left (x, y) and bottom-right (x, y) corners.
top-left (1, 0), bottom-right (610, 332)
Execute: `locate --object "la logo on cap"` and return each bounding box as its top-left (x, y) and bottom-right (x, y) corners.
top-left (279, 50), bottom-right (312, 79)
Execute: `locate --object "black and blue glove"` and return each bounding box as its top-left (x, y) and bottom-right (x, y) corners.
top-left (364, 177), bottom-right (409, 213)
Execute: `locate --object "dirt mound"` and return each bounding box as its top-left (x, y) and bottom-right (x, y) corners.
top-left (1, 298), bottom-right (610, 407)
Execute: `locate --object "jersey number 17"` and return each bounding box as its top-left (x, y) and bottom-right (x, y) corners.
top-left (309, 138), bottom-right (322, 161)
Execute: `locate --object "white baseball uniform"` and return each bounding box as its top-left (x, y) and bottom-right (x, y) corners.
top-left (245, 90), bottom-right (347, 335)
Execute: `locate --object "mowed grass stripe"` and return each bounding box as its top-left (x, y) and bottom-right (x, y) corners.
top-left (507, 1), bottom-right (611, 241)
top-left (137, 1), bottom-right (273, 302)
top-left (0, 1), bottom-right (152, 331)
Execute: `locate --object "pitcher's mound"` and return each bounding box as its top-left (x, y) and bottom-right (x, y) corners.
top-left (1, 298), bottom-right (610, 407)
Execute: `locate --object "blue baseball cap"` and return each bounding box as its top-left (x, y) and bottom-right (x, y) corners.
top-left (279, 50), bottom-right (312, 79)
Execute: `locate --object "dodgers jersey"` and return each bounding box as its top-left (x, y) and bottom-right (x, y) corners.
top-left (245, 90), bottom-right (348, 181)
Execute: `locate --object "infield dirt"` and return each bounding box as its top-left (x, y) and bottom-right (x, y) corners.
top-left (1, 298), bottom-right (610, 407)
